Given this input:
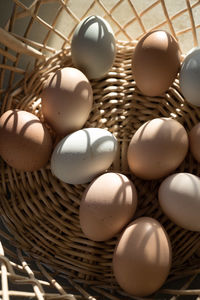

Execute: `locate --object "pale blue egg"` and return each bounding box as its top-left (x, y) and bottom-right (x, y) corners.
top-left (71, 15), bottom-right (116, 79)
top-left (180, 47), bottom-right (200, 106)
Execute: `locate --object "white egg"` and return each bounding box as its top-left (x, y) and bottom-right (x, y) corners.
top-left (180, 47), bottom-right (200, 106)
top-left (158, 173), bottom-right (200, 231)
top-left (71, 15), bottom-right (116, 79)
top-left (51, 128), bottom-right (118, 184)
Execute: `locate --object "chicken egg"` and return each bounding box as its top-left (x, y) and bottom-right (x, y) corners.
top-left (51, 128), bottom-right (118, 184)
top-left (113, 217), bottom-right (172, 297)
top-left (79, 172), bottom-right (137, 241)
top-left (189, 122), bottom-right (200, 163)
top-left (41, 67), bottom-right (93, 136)
top-left (158, 173), bottom-right (200, 231)
top-left (71, 15), bottom-right (116, 79)
top-left (127, 118), bottom-right (188, 180)
top-left (132, 30), bottom-right (181, 96)
top-left (0, 109), bottom-right (52, 171)
top-left (180, 47), bottom-right (200, 106)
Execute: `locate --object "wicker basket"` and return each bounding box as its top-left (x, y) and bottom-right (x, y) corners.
top-left (0, 0), bottom-right (200, 299)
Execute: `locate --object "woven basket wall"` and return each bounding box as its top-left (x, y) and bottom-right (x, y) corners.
top-left (0, 0), bottom-right (200, 299)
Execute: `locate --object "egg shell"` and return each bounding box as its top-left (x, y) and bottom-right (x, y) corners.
top-left (113, 217), bottom-right (172, 297)
top-left (0, 109), bottom-right (52, 171)
top-left (127, 118), bottom-right (188, 180)
top-left (71, 15), bottom-right (116, 79)
top-left (189, 122), bottom-right (200, 162)
top-left (79, 172), bottom-right (138, 241)
top-left (159, 173), bottom-right (200, 231)
top-left (180, 47), bottom-right (200, 106)
top-left (41, 67), bottom-right (93, 136)
top-left (132, 30), bottom-right (181, 96)
top-left (51, 128), bottom-right (118, 184)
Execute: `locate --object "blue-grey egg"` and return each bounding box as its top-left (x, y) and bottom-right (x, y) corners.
top-left (71, 15), bottom-right (116, 79)
top-left (180, 47), bottom-right (200, 106)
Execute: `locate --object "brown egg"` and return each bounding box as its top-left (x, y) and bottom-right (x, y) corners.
top-left (127, 118), bottom-right (188, 180)
top-left (189, 122), bottom-right (200, 162)
top-left (113, 217), bottom-right (172, 297)
top-left (0, 109), bottom-right (52, 171)
top-left (79, 172), bottom-right (138, 241)
top-left (132, 30), bottom-right (181, 96)
top-left (41, 67), bottom-right (93, 136)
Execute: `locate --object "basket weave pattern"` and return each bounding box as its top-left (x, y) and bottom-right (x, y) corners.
top-left (0, 0), bottom-right (200, 299)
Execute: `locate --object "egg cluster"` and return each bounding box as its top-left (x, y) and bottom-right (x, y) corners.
top-left (0, 15), bottom-right (200, 298)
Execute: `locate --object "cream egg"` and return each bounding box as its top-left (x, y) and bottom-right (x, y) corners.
top-left (158, 173), bottom-right (200, 231)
